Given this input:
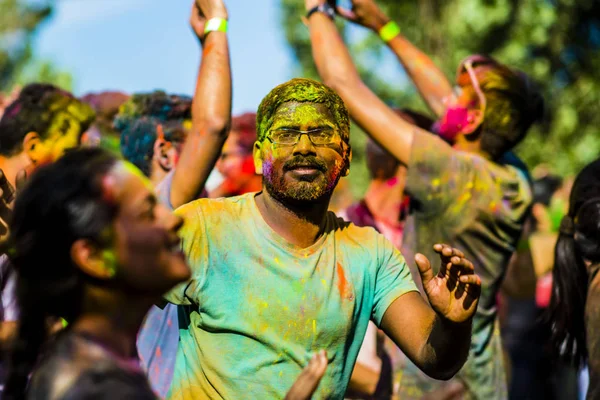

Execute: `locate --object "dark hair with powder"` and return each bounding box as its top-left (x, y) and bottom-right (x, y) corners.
top-left (115, 91), bottom-right (192, 176)
top-left (548, 158), bottom-right (600, 367)
top-left (473, 57), bottom-right (544, 160)
top-left (4, 147), bottom-right (119, 399)
top-left (256, 78), bottom-right (350, 143)
top-left (0, 83), bottom-right (95, 156)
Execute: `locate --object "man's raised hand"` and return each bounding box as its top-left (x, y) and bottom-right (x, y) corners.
top-left (333, 0), bottom-right (390, 32)
top-left (415, 244), bottom-right (481, 324)
top-left (190, 0), bottom-right (228, 42)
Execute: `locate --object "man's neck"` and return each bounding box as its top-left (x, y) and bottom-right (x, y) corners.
top-left (0, 154), bottom-right (30, 188)
top-left (453, 135), bottom-right (490, 159)
top-left (255, 190), bottom-right (330, 249)
top-left (149, 166), bottom-right (169, 187)
top-left (72, 288), bottom-right (154, 359)
top-left (363, 180), bottom-right (404, 226)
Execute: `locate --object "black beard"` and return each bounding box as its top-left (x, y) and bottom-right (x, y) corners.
top-left (263, 173), bottom-right (337, 207)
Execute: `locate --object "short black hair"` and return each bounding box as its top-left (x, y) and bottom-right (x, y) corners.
top-left (474, 58), bottom-right (544, 160)
top-left (0, 83), bottom-right (95, 156)
top-left (114, 91), bottom-right (192, 177)
top-left (256, 78), bottom-right (350, 144)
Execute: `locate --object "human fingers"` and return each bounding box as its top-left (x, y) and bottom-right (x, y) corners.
top-left (415, 253), bottom-right (434, 286)
top-left (284, 350), bottom-right (328, 400)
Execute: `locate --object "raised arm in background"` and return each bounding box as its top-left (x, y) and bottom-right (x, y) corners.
top-left (170, 0), bottom-right (232, 209)
top-left (305, 0), bottom-right (424, 165)
top-left (335, 0), bottom-right (454, 117)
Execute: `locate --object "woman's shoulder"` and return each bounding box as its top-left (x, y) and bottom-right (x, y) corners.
top-left (27, 331), bottom-right (156, 400)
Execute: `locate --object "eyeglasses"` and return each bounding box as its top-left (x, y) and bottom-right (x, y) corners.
top-left (266, 127), bottom-right (337, 146)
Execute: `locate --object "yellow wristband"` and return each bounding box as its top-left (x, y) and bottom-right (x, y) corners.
top-left (379, 21), bottom-right (400, 42)
top-left (204, 18), bottom-right (228, 35)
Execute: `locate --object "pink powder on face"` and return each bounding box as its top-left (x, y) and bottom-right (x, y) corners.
top-left (386, 177), bottom-right (399, 187)
top-left (433, 106), bottom-right (470, 143)
top-left (101, 175), bottom-right (117, 204)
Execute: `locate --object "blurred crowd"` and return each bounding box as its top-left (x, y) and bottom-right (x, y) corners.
top-left (0, 0), bottom-right (599, 399)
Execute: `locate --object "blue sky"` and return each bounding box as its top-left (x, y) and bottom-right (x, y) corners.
top-left (35, 0), bottom-right (294, 114)
top-left (33, 0), bottom-right (407, 115)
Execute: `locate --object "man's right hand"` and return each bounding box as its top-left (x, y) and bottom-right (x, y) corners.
top-left (335, 0), bottom-right (390, 32)
top-left (190, 0), bottom-right (228, 42)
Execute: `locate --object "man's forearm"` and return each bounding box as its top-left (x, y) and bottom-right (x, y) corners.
top-left (191, 32), bottom-right (232, 138)
top-left (348, 362), bottom-right (379, 395)
top-left (420, 314), bottom-right (472, 380)
top-left (385, 33), bottom-right (454, 117)
top-left (308, 13), bottom-right (416, 165)
top-left (171, 31), bottom-right (232, 208)
top-left (308, 14), bottom-right (363, 90)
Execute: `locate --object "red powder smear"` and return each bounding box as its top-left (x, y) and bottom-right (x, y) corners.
top-left (336, 262), bottom-right (349, 298)
top-left (386, 176), bottom-right (399, 187)
top-left (203, 43), bottom-right (215, 57)
top-left (101, 175), bottom-right (117, 204)
top-left (155, 347), bottom-right (162, 358)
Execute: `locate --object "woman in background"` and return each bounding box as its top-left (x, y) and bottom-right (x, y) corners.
top-left (549, 158), bottom-right (600, 400)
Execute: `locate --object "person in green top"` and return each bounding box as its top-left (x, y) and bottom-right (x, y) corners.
top-left (165, 78), bottom-right (481, 399)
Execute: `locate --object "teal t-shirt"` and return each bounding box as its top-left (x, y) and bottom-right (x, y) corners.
top-left (165, 193), bottom-right (417, 399)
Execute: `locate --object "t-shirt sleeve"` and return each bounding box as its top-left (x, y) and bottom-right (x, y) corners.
top-left (163, 201), bottom-right (208, 306)
top-left (372, 234), bottom-right (419, 326)
top-left (405, 131), bottom-right (475, 216)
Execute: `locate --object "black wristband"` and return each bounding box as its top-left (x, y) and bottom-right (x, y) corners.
top-left (306, 3), bottom-right (335, 20)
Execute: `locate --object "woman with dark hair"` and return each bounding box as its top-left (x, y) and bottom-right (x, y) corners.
top-left (549, 158), bottom-right (600, 400)
top-left (3, 147), bottom-right (189, 399)
top-left (3, 147), bottom-right (327, 399)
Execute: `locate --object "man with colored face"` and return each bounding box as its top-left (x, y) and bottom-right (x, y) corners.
top-left (113, 0), bottom-right (233, 397)
top-left (305, 0), bottom-right (544, 398)
top-left (165, 78), bottom-right (482, 399)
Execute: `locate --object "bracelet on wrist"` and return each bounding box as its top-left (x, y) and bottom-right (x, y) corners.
top-left (204, 18), bottom-right (228, 36)
top-left (378, 21), bottom-right (400, 42)
top-left (306, 3), bottom-right (335, 20)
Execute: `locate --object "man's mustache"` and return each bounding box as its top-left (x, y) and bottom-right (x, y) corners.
top-left (283, 156), bottom-right (327, 172)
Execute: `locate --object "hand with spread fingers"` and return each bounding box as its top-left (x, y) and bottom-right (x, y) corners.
top-left (284, 350), bottom-right (328, 400)
top-left (415, 244), bottom-right (481, 323)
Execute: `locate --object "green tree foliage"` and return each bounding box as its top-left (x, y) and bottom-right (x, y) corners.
top-left (0, 0), bottom-right (55, 90)
top-left (281, 0), bottom-right (600, 188)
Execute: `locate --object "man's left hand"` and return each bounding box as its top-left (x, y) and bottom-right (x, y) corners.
top-left (415, 244), bottom-right (481, 323)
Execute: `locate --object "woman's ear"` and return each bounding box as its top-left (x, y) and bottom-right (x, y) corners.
top-left (462, 108), bottom-right (484, 135)
top-left (153, 137), bottom-right (177, 172)
top-left (70, 239), bottom-right (116, 280)
top-left (23, 132), bottom-right (43, 164)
